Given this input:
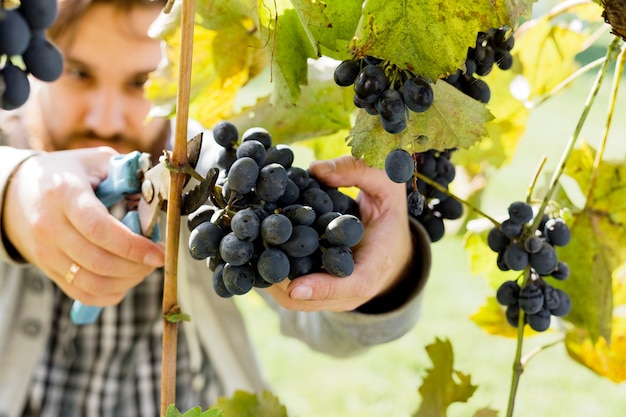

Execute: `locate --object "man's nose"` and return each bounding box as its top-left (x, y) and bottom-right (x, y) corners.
top-left (84, 88), bottom-right (126, 138)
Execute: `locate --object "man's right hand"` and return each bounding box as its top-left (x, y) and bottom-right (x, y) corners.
top-left (3, 147), bottom-right (165, 306)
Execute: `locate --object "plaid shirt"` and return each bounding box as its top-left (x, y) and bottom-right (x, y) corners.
top-left (21, 269), bottom-right (221, 417)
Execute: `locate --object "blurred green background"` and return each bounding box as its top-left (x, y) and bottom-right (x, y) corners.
top-left (234, 22), bottom-right (626, 417)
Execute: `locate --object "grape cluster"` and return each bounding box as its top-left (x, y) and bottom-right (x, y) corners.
top-left (188, 122), bottom-right (365, 298)
top-left (383, 147), bottom-right (462, 243)
top-left (0, 0), bottom-right (63, 110)
top-left (444, 27), bottom-right (515, 103)
top-left (488, 201), bottom-right (572, 331)
top-left (333, 56), bottom-right (434, 134)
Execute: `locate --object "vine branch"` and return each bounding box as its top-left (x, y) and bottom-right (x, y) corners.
top-left (161, 0), bottom-right (196, 415)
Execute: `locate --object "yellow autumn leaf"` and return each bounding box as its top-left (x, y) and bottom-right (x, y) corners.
top-left (565, 316), bottom-right (626, 383)
top-left (470, 297), bottom-right (537, 339)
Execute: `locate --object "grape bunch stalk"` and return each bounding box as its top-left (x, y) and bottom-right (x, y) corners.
top-left (0, 0), bottom-right (63, 110)
top-left (187, 122), bottom-right (365, 298)
top-left (333, 55), bottom-right (434, 134)
top-left (487, 201), bottom-right (572, 332)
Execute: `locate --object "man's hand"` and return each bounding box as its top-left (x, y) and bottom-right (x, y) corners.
top-left (266, 156), bottom-right (413, 312)
top-left (3, 147), bottom-right (165, 306)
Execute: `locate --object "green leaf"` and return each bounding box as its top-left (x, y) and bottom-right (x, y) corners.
top-left (258, 0), bottom-right (318, 105)
top-left (195, 0), bottom-right (257, 31)
top-left (166, 404), bottom-right (184, 417)
top-left (291, 0), bottom-right (364, 59)
top-left (211, 390), bottom-right (287, 417)
top-left (348, 81), bottom-right (494, 169)
top-left (350, 0), bottom-right (535, 81)
top-left (472, 408), bottom-right (500, 417)
top-left (554, 145), bottom-right (626, 343)
top-left (412, 338), bottom-right (478, 417)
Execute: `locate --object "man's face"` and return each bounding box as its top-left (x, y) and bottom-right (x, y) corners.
top-left (35, 3), bottom-right (168, 155)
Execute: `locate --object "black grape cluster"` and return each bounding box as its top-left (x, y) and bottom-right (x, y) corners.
top-left (383, 147), bottom-right (462, 243)
top-left (187, 122), bottom-right (365, 298)
top-left (333, 56), bottom-right (434, 134)
top-left (487, 201), bottom-right (572, 332)
top-left (0, 0), bottom-right (62, 110)
top-left (444, 27), bottom-right (515, 103)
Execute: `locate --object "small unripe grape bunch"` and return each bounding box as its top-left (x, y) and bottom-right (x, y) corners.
top-left (188, 121), bottom-right (366, 298)
top-left (333, 55), bottom-right (434, 134)
top-left (444, 26), bottom-right (516, 104)
top-left (0, 0), bottom-right (64, 110)
top-left (488, 201), bottom-right (572, 332)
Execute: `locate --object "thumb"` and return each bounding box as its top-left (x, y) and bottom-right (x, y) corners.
top-left (309, 156), bottom-right (401, 195)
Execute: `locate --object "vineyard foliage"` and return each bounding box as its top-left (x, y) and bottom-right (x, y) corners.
top-left (147, 0), bottom-right (626, 401)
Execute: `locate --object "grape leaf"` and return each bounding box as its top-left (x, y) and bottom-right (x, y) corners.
top-left (473, 408), bottom-right (500, 417)
top-left (257, 0), bottom-right (318, 105)
top-left (463, 227), bottom-right (520, 290)
top-left (565, 316), bottom-right (626, 383)
top-left (350, 0), bottom-right (535, 81)
top-left (412, 338), bottom-right (478, 417)
top-left (554, 145), bottom-right (626, 343)
top-left (210, 390), bottom-right (287, 417)
top-left (195, 0), bottom-right (257, 31)
top-left (348, 81), bottom-right (494, 169)
top-left (166, 405), bottom-right (222, 417)
top-left (291, 0), bottom-right (363, 59)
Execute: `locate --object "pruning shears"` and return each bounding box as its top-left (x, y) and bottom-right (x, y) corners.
top-left (70, 133), bottom-right (216, 325)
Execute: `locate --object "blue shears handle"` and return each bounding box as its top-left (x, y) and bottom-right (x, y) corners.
top-left (70, 151), bottom-right (159, 325)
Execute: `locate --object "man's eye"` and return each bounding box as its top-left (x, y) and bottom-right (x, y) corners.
top-left (130, 78), bottom-right (149, 89)
top-left (66, 68), bottom-right (90, 80)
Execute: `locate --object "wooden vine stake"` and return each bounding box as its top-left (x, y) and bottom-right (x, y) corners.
top-left (161, 0), bottom-right (196, 414)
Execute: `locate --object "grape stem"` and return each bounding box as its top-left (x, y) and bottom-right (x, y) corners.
top-left (583, 42), bottom-right (626, 210)
top-left (525, 156), bottom-right (547, 203)
top-left (412, 171), bottom-right (501, 226)
top-left (528, 36), bottom-right (621, 235)
top-left (160, 0), bottom-right (196, 414)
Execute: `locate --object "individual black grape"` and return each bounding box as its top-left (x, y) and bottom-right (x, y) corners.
top-left (333, 59), bottom-right (361, 87)
top-left (257, 248), bottom-right (290, 284)
top-left (222, 263), bottom-right (255, 295)
top-left (436, 197), bottom-right (463, 220)
top-left (462, 75), bottom-right (491, 103)
top-left (325, 214), bottom-right (364, 247)
top-left (380, 116), bottom-right (407, 134)
top-left (527, 308), bottom-right (551, 332)
top-left (227, 157), bottom-right (259, 194)
top-left (289, 255), bottom-right (314, 279)
top-left (261, 213), bottom-right (293, 245)
top-left (503, 242), bottom-right (529, 271)
top-left (236, 139), bottom-right (266, 165)
top-left (376, 88), bottom-right (406, 125)
top-left (219, 232), bottom-right (254, 266)
top-left (321, 246), bottom-right (354, 277)
top-left (241, 127), bottom-right (272, 148)
top-left (354, 64), bottom-right (387, 103)
top-left (300, 188), bottom-right (333, 215)
top-left (0, 10), bottom-right (31, 56)
top-left (496, 280), bottom-right (520, 306)
top-left (500, 219), bottom-right (523, 238)
top-left (212, 263), bottom-right (233, 298)
top-left (487, 227), bottom-right (510, 252)
top-left (495, 50), bottom-right (513, 70)
top-left (314, 211), bottom-right (342, 234)
top-left (0, 62), bottom-right (30, 110)
top-left (216, 147), bottom-right (237, 172)
top-left (407, 190), bottom-right (424, 217)
top-left (278, 179), bottom-right (300, 205)
top-left (420, 212), bottom-right (445, 242)
top-left (325, 188), bottom-right (350, 213)
top-left (230, 208), bottom-right (261, 241)
top-left (281, 204), bottom-right (316, 226)
top-left (22, 31), bottom-right (63, 81)
top-left (280, 225), bottom-right (319, 257)
top-left (544, 218), bottom-right (571, 246)
top-left (402, 77), bottom-right (434, 112)
top-left (524, 235), bottom-right (543, 254)
top-left (264, 144), bottom-right (294, 169)
top-left (518, 283), bottom-right (544, 315)
top-left (287, 167), bottom-right (309, 190)
top-left (550, 289), bottom-right (571, 316)
top-left (188, 221), bottom-right (224, 260)
top-left (505, 303), bottom-right (520, 327)
top-left (213, 121), bottom-right (239, 149)
top-left (508, 201), bottom-right (533, 224)
top-left (385, 149), bottom-right (414, 183)
top-left (529, 242), bottom-right (558, 275)
top-left (551, 260), bottom-right (570, 280)
top-left (256, 163), bottom-right (288, 202)
top-left (542, 284), bottom-right (560, 310)
top-left (18, 0), bottom-right (58, 30)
